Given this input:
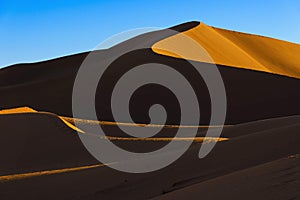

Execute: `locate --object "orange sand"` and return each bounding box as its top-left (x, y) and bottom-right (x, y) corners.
top-left (0, 107), bottom-right (36, 114)
top-left (152, 23), bottom-right (300, 79)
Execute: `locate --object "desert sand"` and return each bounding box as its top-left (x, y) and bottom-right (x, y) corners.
top-left (0, 109), bottom-right (299, 199)
top-left (0, 21), bottom-right (299, 199)
top-left (153, 22), bottom-right (300, 79)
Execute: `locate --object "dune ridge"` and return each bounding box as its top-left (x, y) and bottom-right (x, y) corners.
top-left (0, 106), bottom-right (228, 141)
top-left (1, 22), bottom-right (300, 125)
top-left (0, 106), bottom-right (226, 128)
top-left (152, 22), bottom-right (300, 79)
top-left (0, 107), bottom-right (37, 114)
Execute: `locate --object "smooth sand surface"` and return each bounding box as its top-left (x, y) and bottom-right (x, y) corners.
top-left (0, 111), bottom-right (299, 199)
top-left (153, 22), bottom-right (300, 79)
top-left (153, 155), bottom-right (300, 200)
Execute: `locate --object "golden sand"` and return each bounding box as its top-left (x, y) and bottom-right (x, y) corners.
top-left (63, 116), bottom-right (231, 128)
top-left (104, 136), bottom-right (228, 142)
top-left (152, 23), bottom-right (300, 79)
top-left (0, 162), bottom-right (114, 183)
top-left (0, 106), bottom-right (36, 114)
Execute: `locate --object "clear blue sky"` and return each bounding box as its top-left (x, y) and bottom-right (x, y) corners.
top-left (1, 0), bottom-right (299, 68)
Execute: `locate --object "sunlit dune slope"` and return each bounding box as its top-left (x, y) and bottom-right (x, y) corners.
top-left (152, 22), bottom-right (300, 79)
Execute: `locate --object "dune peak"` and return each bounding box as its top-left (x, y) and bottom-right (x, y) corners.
top-left (153, 22), bottom-right (300, 79)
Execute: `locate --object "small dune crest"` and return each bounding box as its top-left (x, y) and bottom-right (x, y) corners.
top-left (152, 22), bottom-right (300, 79)
top-left (0, 106), bottom-right (84, 133)
top-left (0, 106), bottom-right (37, 114)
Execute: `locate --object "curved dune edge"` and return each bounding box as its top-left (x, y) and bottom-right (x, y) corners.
top-left (0, 107), bottom-right (85, 133)
top-left (0, 106), bottom-right (37, 114)
top-left (152, 22), bottom-right (300, 79)
top-left (0, 107), bottom-right (228, 142)
top-left (63, 116), bottom-right (232, 128)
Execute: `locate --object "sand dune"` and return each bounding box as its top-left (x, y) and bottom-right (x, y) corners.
top-left (153, 22), bottom-right (300, 79)
top-left (0, 112), bottom-right (97, 175)
top-left (0, 21), bottom-right (300, 199)
top-left (1, 22), bottom-right (300, 125)
top-left (0, 113), bottom-right (299, 199)
top-left (0, 106), bottom-right (228, 138)
top-left (0, 107), bottom-right (227, 175)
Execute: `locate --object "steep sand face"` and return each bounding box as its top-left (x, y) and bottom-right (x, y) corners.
top-left (152, 23), bottom-right (300, 79)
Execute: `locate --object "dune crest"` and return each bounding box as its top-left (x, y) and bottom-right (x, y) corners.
top-left (152, 22), bottom-right (300, 79)
top-left (0, 107), bottom-right (227, 140)
top-left (0, 107), bottom-right (84, 133)
top-left (0, 106), bottom-right (37, 114)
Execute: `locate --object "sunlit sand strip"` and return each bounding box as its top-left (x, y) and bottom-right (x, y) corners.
top-left (0, 108), bottom-right (230, 141)
top-left (0, 162), bottom-right (116, 183)
top-left (0, 107), bottom-right (231, 129)
top-left (103, 136), bottom-right (228, 143)
top-left (0, 137), bottom-right (227, 183)
top-left (63, 116), bottom-right (232, 128)
top-left (60, 117), bottom-right (230, 136)
top-left (0, 107), bottom-right (230, 134)
top-left (58, 116), bottom-right (85, 133)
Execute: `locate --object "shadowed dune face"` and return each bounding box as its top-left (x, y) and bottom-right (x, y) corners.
top-left (152, 156), bottom-right (300, 200)
top-left (0, 107), bottom-right (228, 175)
top-left (153, 22), bottom-right (300, 79)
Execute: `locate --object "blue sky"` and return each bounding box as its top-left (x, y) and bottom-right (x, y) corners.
top-left (1, 0), bottom-right (299, 68)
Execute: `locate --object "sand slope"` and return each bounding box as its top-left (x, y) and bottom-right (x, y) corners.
top-left (153, 22), bottom-right (300, 79)
top-left (0, 113), bottom-right (299, 199)
top-left (0, 107), bottom-right (226, 175)
top-left (0, 114), bottom-right (300, 199)
top-left (153, 155), bottom-right (300, 200)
